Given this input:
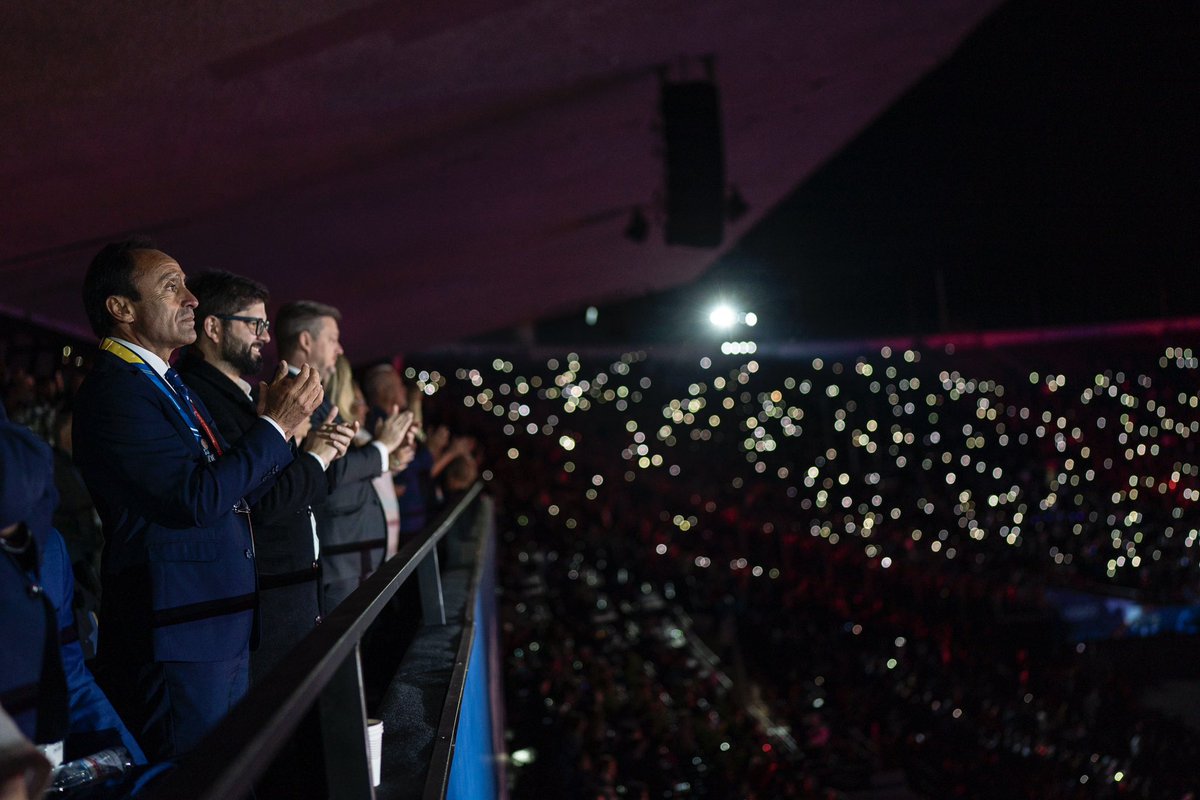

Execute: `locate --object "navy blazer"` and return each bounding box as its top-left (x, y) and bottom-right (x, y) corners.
top-left (72, 349), bottom-right (293, 663)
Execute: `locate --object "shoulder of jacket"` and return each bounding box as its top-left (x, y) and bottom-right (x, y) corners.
top-left (78, 357), bottom-right (155, 399)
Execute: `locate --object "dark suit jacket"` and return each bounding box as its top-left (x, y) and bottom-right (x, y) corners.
top-left (316, 436), bottom-right (387, 608)
top-left (0, 420), bottom-right (65, 745)
top-left (175, 351), bottom-right (327, 680)
top-left (294, 369), bottom-right (387, 608)
top-left (72, 349), bottom-right (293, 665)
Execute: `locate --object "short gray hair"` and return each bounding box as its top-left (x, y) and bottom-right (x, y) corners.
top-left (275, 300), bottom-right (341, 355)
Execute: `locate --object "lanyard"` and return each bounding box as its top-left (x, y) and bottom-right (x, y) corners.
top-left (100, 338), bottom-right (223, 461)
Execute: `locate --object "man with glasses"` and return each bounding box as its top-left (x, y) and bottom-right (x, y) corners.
top-left (176, 272), bottom-right (356, 684)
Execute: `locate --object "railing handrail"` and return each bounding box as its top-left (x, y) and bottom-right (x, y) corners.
top-left (143, 481), bottom-right (486, 800)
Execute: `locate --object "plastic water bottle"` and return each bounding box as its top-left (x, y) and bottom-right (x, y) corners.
top-left (50, 746), bottom-right (131, 791)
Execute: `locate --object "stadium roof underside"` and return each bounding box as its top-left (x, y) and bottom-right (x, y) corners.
top-left (0, 0), bottom-right (1000, 360)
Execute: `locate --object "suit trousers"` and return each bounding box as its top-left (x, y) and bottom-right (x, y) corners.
top-left (113, 653), bottom-right (249, 761)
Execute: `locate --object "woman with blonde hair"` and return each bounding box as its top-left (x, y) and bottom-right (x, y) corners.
top-left (328, 357), bottom-right (402, 556)
top-left (324, 356), bottom-right (361, 431)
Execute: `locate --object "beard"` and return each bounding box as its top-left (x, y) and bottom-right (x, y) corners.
top-left (223, 338), bottom-right (263, 377)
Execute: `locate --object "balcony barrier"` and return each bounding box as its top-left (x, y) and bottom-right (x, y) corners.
top-left (143, 481), bottom-right (503, 800)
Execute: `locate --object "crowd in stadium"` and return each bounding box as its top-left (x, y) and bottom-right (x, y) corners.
top-left (441, 341), bottom-right (1199, 798)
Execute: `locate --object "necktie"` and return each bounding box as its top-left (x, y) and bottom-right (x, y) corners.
top-left (164, 367), bottom-right (195, 408)
top-left (165, 367), bottom-right (224, 457)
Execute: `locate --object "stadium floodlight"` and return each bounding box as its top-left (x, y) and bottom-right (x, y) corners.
top-left (709, 304), bottom-right (737, 329)
top-left (745, 312), bottom-right (758, 327)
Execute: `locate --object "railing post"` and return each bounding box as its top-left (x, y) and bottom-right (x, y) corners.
top-left (417, 548), bottom-right (447, 625)
top-left (318, 644), bottom-right (374, 800)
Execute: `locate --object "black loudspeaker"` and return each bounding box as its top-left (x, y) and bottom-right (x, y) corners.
top-left (661, 81), bottom-right (726, 247)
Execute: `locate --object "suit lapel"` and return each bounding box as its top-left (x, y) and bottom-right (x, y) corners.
top-left (97, 350), bottom-right (211, 460)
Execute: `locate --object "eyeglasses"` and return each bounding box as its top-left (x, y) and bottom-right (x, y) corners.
top-left (216, 314), bottom-right (271, 336)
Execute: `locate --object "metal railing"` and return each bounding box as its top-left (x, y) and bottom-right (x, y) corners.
top-left (422, 510), bottom-right (498, 800)
top-left (143, 482), bottom-right (486, 800)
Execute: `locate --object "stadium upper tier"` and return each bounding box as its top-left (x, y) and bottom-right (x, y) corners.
top-left (409, 338), bottom-right (1200, 603)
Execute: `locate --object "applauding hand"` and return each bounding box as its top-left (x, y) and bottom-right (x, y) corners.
top-left (373, 406), bottom-right (415, 453)
top-left (259, 362), bottom-right (324, 441)
top-left (303, 406), bottom-right (357, 463)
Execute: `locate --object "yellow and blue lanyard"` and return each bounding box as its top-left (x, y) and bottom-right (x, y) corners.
top-left (100, 338), bottom-right (223, 463)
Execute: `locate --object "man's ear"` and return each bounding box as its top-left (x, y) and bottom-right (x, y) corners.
top-left (298, 329), bottom-right (313, 354)
top-left (105, 295), bottom-right (136, 325)
top-left (202, 315), bottom-right (222, 344)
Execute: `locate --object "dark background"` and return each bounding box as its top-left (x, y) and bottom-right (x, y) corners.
top-left (525, 0), bottom-right (1200, 346)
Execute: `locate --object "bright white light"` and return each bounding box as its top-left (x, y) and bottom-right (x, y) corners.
top-left (721, 341), bottom-right (756, 355)
top-left (709, 305), bottom-right (737, 329)
top-left (511, 748), bottom-right (537, 766)
top-left (744, 312), bottom-right (758, 327)
top-left (559, 435), bottom-right (576, 451)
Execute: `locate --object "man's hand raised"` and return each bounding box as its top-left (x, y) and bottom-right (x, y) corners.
top-left (390, 442), bottom-right (417, 473)
top-left (260, 361), bottom-right (324, 441)
top-left (303, 405), bottom-right (357, 463)
top-left (373, 406), bottom-right (414, 453)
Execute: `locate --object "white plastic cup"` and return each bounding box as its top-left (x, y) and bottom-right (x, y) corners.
top-left (366, 718), bottom-right (384, 787)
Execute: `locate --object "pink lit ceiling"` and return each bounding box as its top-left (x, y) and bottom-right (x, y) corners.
top-left (0, 0), bottom-right (1001, 360)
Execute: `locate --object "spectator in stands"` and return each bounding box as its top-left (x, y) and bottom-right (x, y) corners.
top-left (362, 363), bottom-right (405, 421)
top-left (275, 301), bottom-right (411, 609)
top-left (430, 429), bottom-right (476, 489)
top-left (72, 239), bottom-right (323, 759)
top-left (177, 271), bottom-right (356, 682)
top-left (470, 345), bottom-right (1200, 799)
top-left (363, 365), bottom-right (430, 540)
top-left (441, 453), bottom-right (478, 497)
top-left (49, 407), bottom-right (104, 659)
top-left (2, 418), bottom-right (67, 752)
top-left (394, 381), bottom-right (436, 537)
top-left (363, 370), bottom-right (470, 538)
top-left (1, 420), bottom-right (145, 769)
top-left (329, 358), bottom-right (400, 558)
top-left (2, 371), bottom-right (40, 437)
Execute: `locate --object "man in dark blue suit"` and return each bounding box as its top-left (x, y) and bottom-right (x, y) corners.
top-left (72, 239), bottom-right (325, 760)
